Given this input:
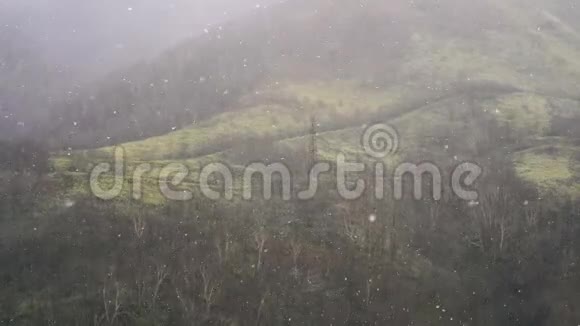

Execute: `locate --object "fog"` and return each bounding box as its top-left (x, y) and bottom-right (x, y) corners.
top-left (0, 0), bottom-right (279, 138)
top-left (2, 1), bottom-right (580, 325)
top-left (0, 0), bottom-right (277, 78)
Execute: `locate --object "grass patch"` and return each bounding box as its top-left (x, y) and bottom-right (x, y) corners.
top-left (68, 79), bottom-right (418, 166)
top-left (276, 80), bottom-right (406, 116)
top-left (90, 104), bottom-right (307, 161)
top-left (514, 146), bottom-right (580, 198)
top-left (49, 157), bottom-right (74, 173)
top-left (487, 93), bottom-right (551, 137)
top-left (402, 34), bottom-right (526, 88)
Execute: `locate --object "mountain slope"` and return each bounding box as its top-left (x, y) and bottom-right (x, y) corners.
top-left (46, 0), bottom-right (580, 201)
top-left (46, 0), bottom-right (501, 147)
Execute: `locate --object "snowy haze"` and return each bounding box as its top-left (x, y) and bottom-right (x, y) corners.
top-left (0, 0), bottom-right (279, 138)
top-left (0, 0), bottom-right (279, 79)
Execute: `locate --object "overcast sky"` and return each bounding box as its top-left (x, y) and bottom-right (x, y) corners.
top-left (0, 0), bottom-right (279, 78)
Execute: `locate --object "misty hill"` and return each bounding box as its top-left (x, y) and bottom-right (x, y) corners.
top-left (50, 0), bottom-right (580, 146)
top-left (0, 0), bottom-right (280, 76)
top-left (47, 0), bottom-right (580, 200)
top-left (0, 0), bottom-right (277, 140)
top-left (5, 2), bottom-right (580, 325)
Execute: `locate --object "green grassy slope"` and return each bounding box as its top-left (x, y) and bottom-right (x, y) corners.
top-left (46, 0), bottom-right (580, 204)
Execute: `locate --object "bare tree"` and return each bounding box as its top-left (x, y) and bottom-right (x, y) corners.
top-left (289, 237), bottom-right (303, 278)
top-left (174, 260), bottom-right (198, 322)
top-left (337, 202), bottom-right (366, 246)
top-left (472, 187), bottom-right (513, 255)
top-left (131, 215), bottom-right (146, 240)
top-left (253, 229), bottom-right (268, 274)
top-left (175, 286), bottom-right (196, 322)
top-left (215, 228), bottom-right (232, 265)
top-left (200, 265), bottom-right (220, 316)
top-left (96, 279), bottom-right (125, 326)
top-left (151, 263), bottom-right (168, 310)
top-left (428, 201), bottom-right (441, 231)
top-left (524, 203), bottom-right (540, 229)
top-left (255, 290), bottom-right (269, 326)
